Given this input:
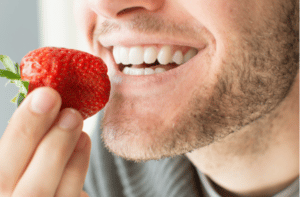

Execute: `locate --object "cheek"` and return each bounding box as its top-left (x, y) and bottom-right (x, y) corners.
top-left (178, 0), bottom-right (255, 46)
top-left (177, 0), bottom-right (257, 75)
top-left (74, 0), bottom-right (97, 48)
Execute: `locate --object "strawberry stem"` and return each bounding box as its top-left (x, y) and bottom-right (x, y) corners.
top-left (0, 55), bottom-right (29, 106)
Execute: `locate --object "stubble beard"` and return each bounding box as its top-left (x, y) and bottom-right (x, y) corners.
top-left (101, 1), bottom-right (299, 162)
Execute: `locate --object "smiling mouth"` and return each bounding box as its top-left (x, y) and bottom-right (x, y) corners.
top-left (112, 45), bottom-right (199, 75)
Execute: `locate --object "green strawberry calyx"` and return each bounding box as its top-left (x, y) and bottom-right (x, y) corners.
top-left (0, 55), bottom-right (29, 106)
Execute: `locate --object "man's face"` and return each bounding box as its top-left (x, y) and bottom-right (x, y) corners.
top-left (75, 0), bottom-right (298, 161)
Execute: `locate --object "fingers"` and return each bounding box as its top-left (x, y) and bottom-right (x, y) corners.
top-left (55, 132), bottom-right (91, 197)
top-left (11, 108), bottom-right (83, 197)
top-left (81, 191), bottom-right (90, 197)
top-left (0, 86), bottom-right (89, 197)
top-left (0, 87), bottom-right (61, 195)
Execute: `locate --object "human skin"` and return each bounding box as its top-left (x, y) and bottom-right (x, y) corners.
top-left (0, 87), bottom-right (90, 196)
top-left (75, 0), bottom-right (299, 196)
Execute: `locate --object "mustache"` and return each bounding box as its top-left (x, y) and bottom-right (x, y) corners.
top-left (93, 13), bottom-right (205, 41)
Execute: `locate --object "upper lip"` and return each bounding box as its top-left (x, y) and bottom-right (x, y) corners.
top-left (96, 30), bottom-right (207, 51)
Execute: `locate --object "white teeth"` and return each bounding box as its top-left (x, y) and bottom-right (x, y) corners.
top-left (114, 45), bottom-right (199, 75)
top-left (129, 46), bottom-right (144, 65)
top-left (172, 50), bottom-right (183, 65)
top-left (123, 67), bottom-right (145, 75)
top-left (144, 47), bottom-right (157, 64)
top-left (129, 67), bottom-right (145, 75)
top-left (113, 46), bottom-right (121, 64)
top-left (183, 48), bottom-right (198, 64)
top-left (122, 67), bottom-right (130, 75)
top-left (122, 67), bottom-right (166, 75)
top-left (155, 67), bottom-right (166, 73)
top-left (144, 67), bottom-right (155, 75)
top-left (120, 47), bottom-right (130, 65)
top-left (157, 45), bottom-right (172, 65)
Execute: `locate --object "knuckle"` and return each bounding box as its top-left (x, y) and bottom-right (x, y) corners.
top-left (40, 145), bottom-right (67, 166)
top-left (39, 139), bottom-right (74, 166)
top-left (64, 167), bottom-right (82, 180)
top-left (6, 112), bottom-right (45, 144)
top-left (37, 122), bottom-right (82, 166)
top-left (9, 123), bottom-right (39, 144)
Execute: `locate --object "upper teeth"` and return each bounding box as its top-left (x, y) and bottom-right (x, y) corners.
top-left (113, 45), bottom-right (198, 66)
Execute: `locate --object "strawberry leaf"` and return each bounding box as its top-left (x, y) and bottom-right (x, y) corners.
top-left (12, 80), bottom-right (28, 95)
top-left (22, 81), bottom-right (29, 93)
top-left (0, 55), bottom-right (17, 74)
top-left (0, 69), bottom-right (21, 80)
top-left (17, 92), bottom-right (25, 107)
top-left (15, 63), bottom-right (20, 75)
top-left (11, 93), bottom-right (19, 103)
top-left (1, 54), bottom-right (31, 108)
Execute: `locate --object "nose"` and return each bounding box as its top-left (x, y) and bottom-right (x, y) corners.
top-left (88, 0), bottom-right (164, 19)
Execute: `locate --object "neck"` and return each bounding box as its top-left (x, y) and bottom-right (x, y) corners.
top-left (186, 74), bottom-right (299, 196)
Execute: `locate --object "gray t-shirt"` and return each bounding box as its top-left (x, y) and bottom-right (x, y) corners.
top-left (83, 112), bottom-right (299, 197)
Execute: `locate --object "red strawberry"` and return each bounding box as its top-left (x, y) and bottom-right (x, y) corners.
top-left (0, 47), bottom-right (111, 119)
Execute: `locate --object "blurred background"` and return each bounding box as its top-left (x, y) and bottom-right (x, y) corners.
top-left (0, 0), bottom-right (96, 138)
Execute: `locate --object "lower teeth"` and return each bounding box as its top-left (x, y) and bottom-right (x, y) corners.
top-left (122, 66), bottom-right (166, 75)
top-left (121, 62), bottom-right (180, 75)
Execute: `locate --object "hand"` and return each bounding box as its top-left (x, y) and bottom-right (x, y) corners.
top-left (0, 87), bottom-right (91, 197)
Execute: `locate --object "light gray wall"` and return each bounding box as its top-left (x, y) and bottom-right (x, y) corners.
top-left (0, 1), bottom-right (39, 137)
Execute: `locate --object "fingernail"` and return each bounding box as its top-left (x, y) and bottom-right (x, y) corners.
top-left (30, 88), bottom-right (56, 114)
top-left (58, 109), bottom-right (80, 130)
top-left (76, 132), bottom-right (87, 151)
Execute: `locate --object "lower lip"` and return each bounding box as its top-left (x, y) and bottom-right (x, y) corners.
top-left (110, 48), bottom-right (208, 95)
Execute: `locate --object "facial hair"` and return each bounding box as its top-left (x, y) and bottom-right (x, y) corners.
top-left (101, 0), bottom-right (299, 162)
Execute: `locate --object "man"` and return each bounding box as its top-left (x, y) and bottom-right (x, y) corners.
top-left (0, 0), bottom-right (298, 196)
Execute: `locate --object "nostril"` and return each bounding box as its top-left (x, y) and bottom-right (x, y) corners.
top-left (117, 7), bottom-right (144, 16)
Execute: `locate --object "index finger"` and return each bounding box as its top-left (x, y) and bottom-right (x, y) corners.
top-left (0, 87), bottom-right (61, 194)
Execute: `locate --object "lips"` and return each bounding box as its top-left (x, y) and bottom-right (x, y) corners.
top-left (95, 30), bottom-right (210, 95)
top-left (112, 45), bottom-right (199, 75)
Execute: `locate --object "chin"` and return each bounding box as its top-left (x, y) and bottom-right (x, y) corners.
top-left (100, 84), bottom-right (220, 162)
